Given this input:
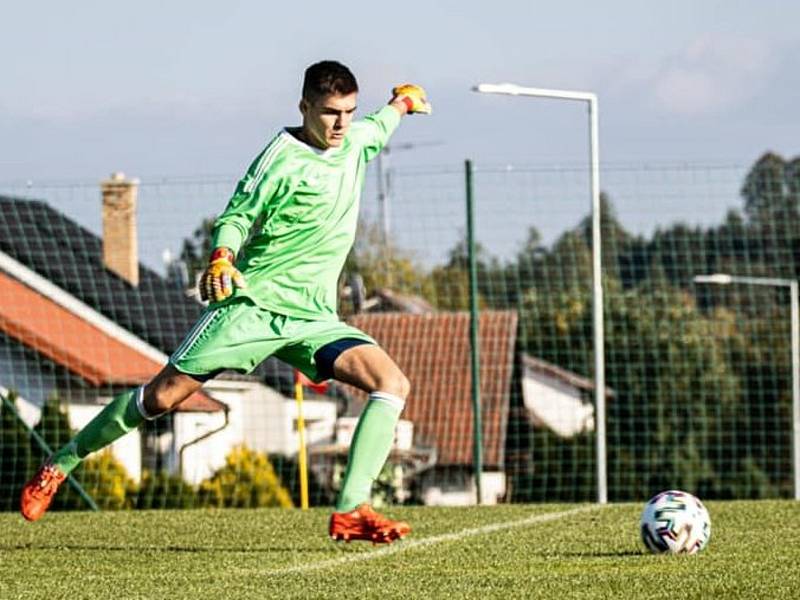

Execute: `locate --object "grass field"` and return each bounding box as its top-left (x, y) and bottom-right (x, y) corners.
top-left (1, 501), bottom-right (798, 599)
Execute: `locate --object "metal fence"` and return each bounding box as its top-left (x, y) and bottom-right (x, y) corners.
top-left (1, 152), bottom-right (798, 509)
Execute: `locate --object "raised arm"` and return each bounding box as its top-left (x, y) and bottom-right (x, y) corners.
top-left (389, 84), bottom-right (432, 116)
top-left (355, 84), bottom-right (432, 161)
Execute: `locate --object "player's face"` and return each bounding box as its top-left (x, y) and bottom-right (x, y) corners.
top-left (300, 92), bottom-right (357, 149)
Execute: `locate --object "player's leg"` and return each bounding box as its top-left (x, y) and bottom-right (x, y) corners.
top-left (327, 343), bottom-right (412, 542)
top-left (20, 365), bottom-right (205, 521)
top-left (280, 326), bottom-right (411, 543)
top-left (20, 300), bottom-right (262, 522)
top-left (328, 343), bottom-right (410, 509)
top-left (55, 365), bottom-right (205, 472)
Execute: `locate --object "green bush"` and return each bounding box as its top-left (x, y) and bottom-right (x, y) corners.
top-left (198, 445), bottom-right (293, 508)
top-left (0, 391), bottom-right (35, 511)
top-left (134, 470), bottom-right (198, 509)
top-left (79, 449), bottom-right (137, 510)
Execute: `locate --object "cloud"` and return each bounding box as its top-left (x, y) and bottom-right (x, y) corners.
top-left (650, 33), bottom-right (775, 116)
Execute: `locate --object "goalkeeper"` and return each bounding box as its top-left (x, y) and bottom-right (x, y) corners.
top-left (21, 60), bottom-right (431, 544)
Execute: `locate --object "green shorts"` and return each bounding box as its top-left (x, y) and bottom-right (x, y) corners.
top-left (169, 298), bottom-right (375, 382)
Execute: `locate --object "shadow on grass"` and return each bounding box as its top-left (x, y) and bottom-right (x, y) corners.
top-left (0, 543), bottom-right (326, 554)
top-left (543, 550), bottom-right (645, 558)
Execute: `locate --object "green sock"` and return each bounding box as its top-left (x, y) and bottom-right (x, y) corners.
top-left (51, 387), bottom-right (147, 474)
top-left (336, 391), bottom-right (404, 512)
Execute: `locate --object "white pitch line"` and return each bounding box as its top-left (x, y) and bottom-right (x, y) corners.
top-left (273, 504), bottom-right (603, 575)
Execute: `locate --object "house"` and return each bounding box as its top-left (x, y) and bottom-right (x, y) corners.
top-left (502, 354), bottom-right (614, 502)
top-left (0, 175), bottom-right (333, 487)
top-left (165, 372), bottom-right (339, 485)
top-left (0, 183), bottom-right (227, 482)
top-left (343, 310), bottom-right (519, 505)
top-left (520, 354), bottom-right (604, 438)
top-left (0, 262), bottom-right (224, 481)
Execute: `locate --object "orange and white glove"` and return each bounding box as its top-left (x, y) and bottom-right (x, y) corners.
top-left (392, 84), bottom-right (432, 114)
top-left (199, 247), bottom-right (246, 303)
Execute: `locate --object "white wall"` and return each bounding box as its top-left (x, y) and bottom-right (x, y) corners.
top-left (421, 470), bottom-right (506, 506)
top-left (172, 379), bottom-right (338, 485)
top-left (173, 408), bottom-right (235, 485)
top-left (284, 399), bottom-right (337, 454)
top-left (235, 382), bottom-right (337, 456)
top-left (522, 372), bottom-right (595, 438)
top-left (336, 417), bottom-right (414, 451)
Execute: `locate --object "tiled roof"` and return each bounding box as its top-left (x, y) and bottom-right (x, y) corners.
top-left (0, 271), bottom-right (155, 385)
top-left (346, 311), bottom-right (518, 468)
top-left (0, 270), bottom-right (222, 412)
top-left (0, 196), bottom-right (202, 353)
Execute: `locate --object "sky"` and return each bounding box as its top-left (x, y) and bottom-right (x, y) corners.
top-left (2, 0), bottom-right (799, 182)
top-left (1, 1), bottom-right (799, 270)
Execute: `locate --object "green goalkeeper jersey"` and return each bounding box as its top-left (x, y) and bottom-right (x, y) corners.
top-left (210, 105), bottom-right (401, 320)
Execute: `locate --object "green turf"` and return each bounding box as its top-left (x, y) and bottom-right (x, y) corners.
top-left (1, 501), bottom-right (798, 599)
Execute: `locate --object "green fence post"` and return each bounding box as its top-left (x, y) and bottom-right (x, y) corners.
top-left (1, 391), bottom-right (99, 512)
top-left (465, 159), bottom-right (483, 505)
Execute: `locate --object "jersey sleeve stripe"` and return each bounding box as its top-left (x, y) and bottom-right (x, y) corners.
top-left (243, 135), bottom-right (288, 194)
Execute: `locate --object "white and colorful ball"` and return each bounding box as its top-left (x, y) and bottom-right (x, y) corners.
top-left (640, 490), bottom-right (711, 555)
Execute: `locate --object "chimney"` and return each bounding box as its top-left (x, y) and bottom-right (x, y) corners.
top-left (101, 172), bottom-right (139, 286)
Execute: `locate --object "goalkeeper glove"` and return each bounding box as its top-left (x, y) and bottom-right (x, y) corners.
top-left (392, 84), bottom-right (432, 114)
top-left (199, 247), bottom-right (246, 303)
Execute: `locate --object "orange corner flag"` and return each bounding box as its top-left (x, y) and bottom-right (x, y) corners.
top-left (294, 369), bottom-right (330, 394)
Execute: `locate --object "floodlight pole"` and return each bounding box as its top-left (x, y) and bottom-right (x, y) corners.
top-left (694, 274), bottom-right (800, 500)
top-left (376, 150), bottom-right (392, 248)
top-left (473, 83), bottom-right (607, 504)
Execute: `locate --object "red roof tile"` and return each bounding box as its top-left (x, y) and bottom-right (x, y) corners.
top-left (347, 311), bottom-right (518, 468)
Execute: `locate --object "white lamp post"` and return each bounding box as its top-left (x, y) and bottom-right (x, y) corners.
top-left (694, 273), bottom-right (800, 500)
top-left (472, 83), bottom-right (606, 503)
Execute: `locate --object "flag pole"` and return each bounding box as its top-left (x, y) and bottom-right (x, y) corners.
top-left (294, 371), bottom-right (310, 510)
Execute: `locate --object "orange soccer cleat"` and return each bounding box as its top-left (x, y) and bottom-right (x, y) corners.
top-left (20, 463), bottom-right (67, 522)
top-left (329, 504), bottom-right (411, 544)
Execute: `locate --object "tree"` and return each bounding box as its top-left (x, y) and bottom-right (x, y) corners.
top-left (134, 470), bottom-right (198, 509)
top-left (0, 391), bottom-right (34, 511)
top-left (340, 218), bottom-right (434, 314)
top-left (739, 152), bottom-right (800, 280)
top-left (178, 217), bottom-right (216, 286)
top-left (269, 453), bottom-right (335, 507)
top-left (741, 152), bottom-right (798, 225)
top-left (79, 450), bottom-right (137, 510)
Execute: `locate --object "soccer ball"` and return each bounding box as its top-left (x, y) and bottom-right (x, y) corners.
top-left (640, 490), bottom-right (711, 555)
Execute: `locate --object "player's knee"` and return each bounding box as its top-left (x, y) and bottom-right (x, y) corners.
top-left (143, 383), bottom-right (183, 415)
top-left (398, 373), bottom-right (411, 399)
top-left (142, 366), bottom-right (203, 416)
top-left (378, 371), bottom-right (410, 399)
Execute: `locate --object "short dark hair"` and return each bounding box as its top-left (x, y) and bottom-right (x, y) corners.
top-left (302, 60), bottom-right (358, 102)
